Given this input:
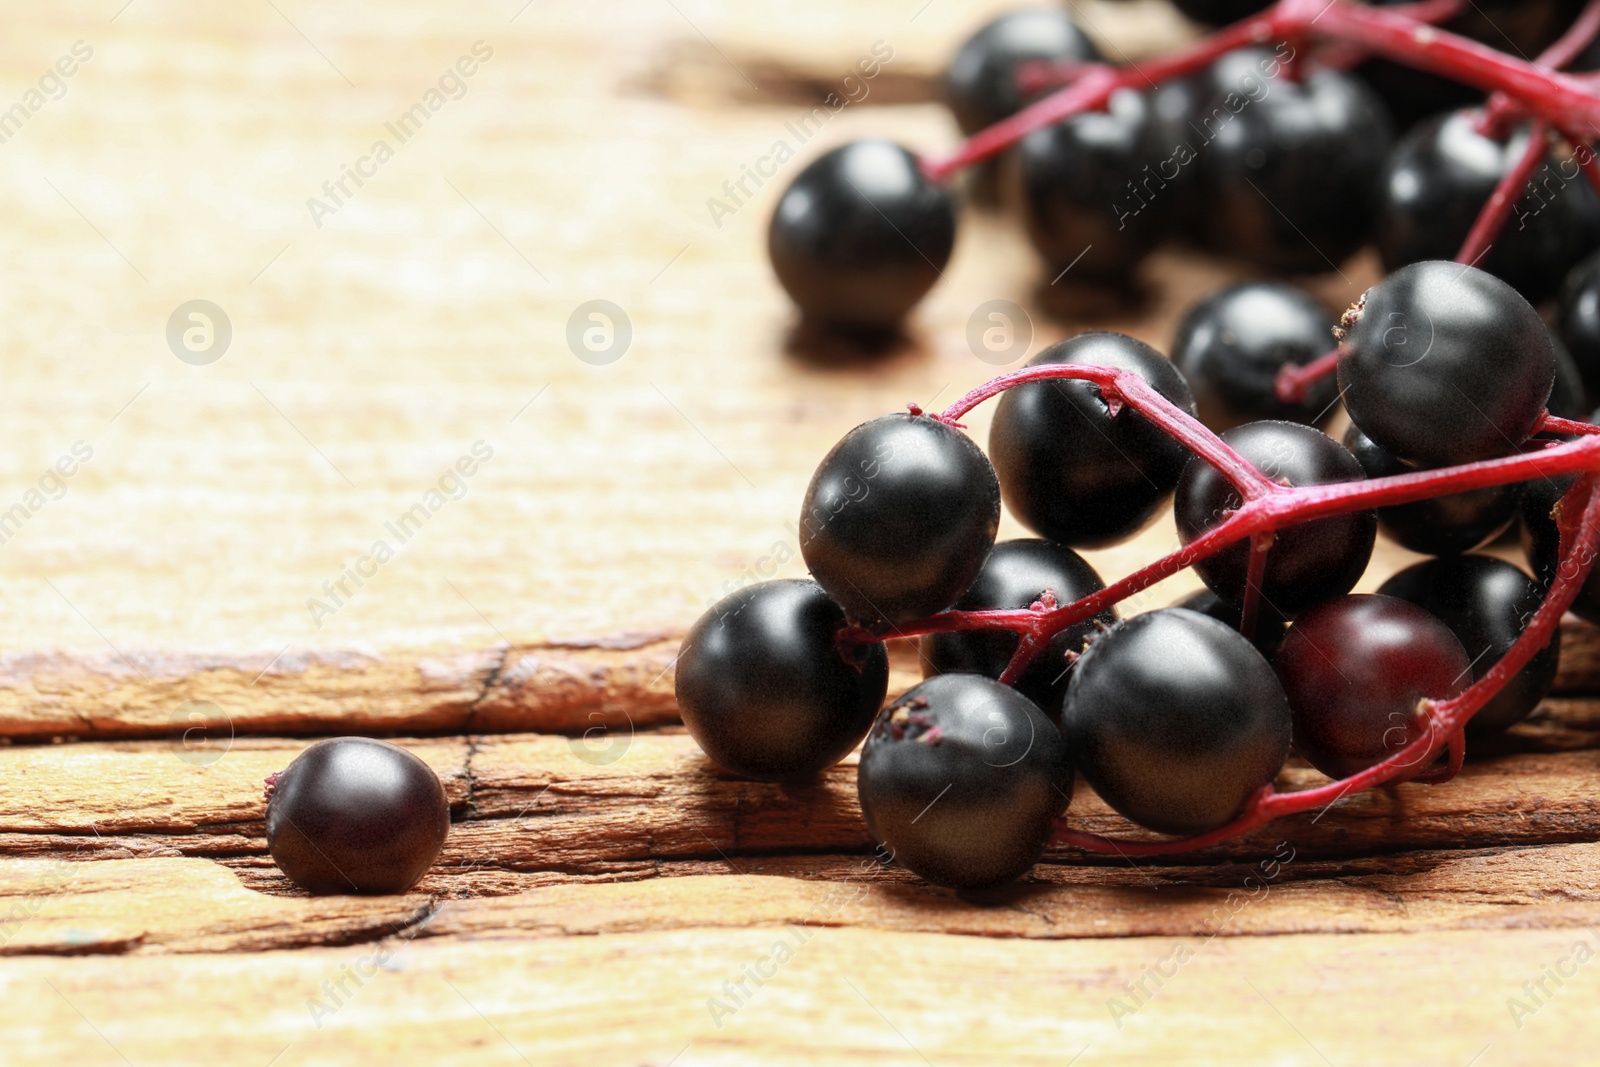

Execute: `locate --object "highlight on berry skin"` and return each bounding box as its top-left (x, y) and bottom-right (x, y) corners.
top-left (695, 0), bottom-right (1600, 890)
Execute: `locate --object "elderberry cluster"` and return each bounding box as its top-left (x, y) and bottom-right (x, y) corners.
top-left (679, 263), bottom-right (1567, 889)
top-left (676, 0), bottom-right (1600, 891)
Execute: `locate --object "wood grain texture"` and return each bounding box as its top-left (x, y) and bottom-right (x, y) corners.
top-left (5, 2), bottom-right (1600, 1065)
top-left (10, 841), bottom-right (1600, 957)
top-left (5, 924), bottom-right (1598, 1066)
top-left (3, 618), bottom-right (1598, 741)
top-left (2, 717), bottom-right (1598, 895)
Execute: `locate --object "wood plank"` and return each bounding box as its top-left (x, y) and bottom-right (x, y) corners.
top-left (0, 857), bottom-right (430, 956)
top-left (10, 840), bottom-right (1600, 957)
top-left (4, 614), bottom-right (1593, 742)
top-left (3, 723), bottom-right (1598, 890)
top-left (0, 640), bottom-right (688, 741)
top-left (2, 924), bottom-right (1594, 1065)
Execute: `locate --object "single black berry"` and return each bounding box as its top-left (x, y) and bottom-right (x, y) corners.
top-left (1378, 555), bottom-right (1560, 734)
top-left (1343, 423), bottom-right (1523, 556)
top-left (801, 413), bottom-right (999, 624)
top-left (1339, 261), bottom-right (1555, 467)
top-left (1374, 113), bottom-right (1600, 304)
top-left (768, 140), bottom-right (957, 328)
top-left (266, 737), bottom-right (451, 895)
top-left (1172, 281), bottom-right (1338, 430)
top-left (1194, 65), bottom-right (1393, 274)
top-left (1063, 608), bottom-right (1291, 836)
top-left (1175, 421), bottom-right (1376, 617)
top-left (921, 539), bottom-right (1113, 717)
top-left (676, 579), bottom-right (889, 781)
top-left (1275, 594), bottom-right (1471, 779)
top-left (944, 9), bottom-right (1100, 135)
top-left (858, 674), bottom-right (1073, 890)
top-left (1143, 76), bottom-right (1209, 237)
top-left (1017, 88), bottom-right (1174, 280)
top-left (990, 332), bottom-right (1196, 548)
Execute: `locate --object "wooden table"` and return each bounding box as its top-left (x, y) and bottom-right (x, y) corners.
top-left (5, 1), bottom-right (1599, 1063)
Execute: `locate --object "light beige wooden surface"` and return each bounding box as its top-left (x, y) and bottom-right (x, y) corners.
top-left (4, 2), bottom-right (1599, 1065)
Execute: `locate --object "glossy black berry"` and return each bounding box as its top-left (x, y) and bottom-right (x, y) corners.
top-left (1134, 48), bottom-right (1293, 245)
top-left (1063, 608), bottom-right (1291, 836)
top-left (1175, 421), bottom-right (1376, 617)
top-left (1343, 423), bottom-right (1523, 556)
top-left (944, 9), bottom-right (1100, 135)
top-left (266, 738), bottom-right (450, 895)
top-left (801, 414), bottom-right (999, 625)
top-left (1558, 250), bottom-right (1600, 401)
top-left (1374, 113), bottom-right (1600, 304)
top-left (1276, 594), bottom-right (1471, 779)
top-left (1172, 281), bottom-right (1338, 431)
top-left (1378, 555), bottom-right (1560, 734)
top-left (1144, 77), bottom-right (1208, 236)
top-left (1194, 65), bottom-right (1393, 274)
top-left (676, 580), bottom-right (889, 781)
top-left (922, 539), bottom-right (1113, 717)
top-left (1522, 473), bottom-right (1600, 625)
top-left (858, 674), bottom-right (1074, 890)
top-left (768, 140), bottom-right (957, 328)
top-left (1172, 587), bottom-right (1288, 661)
top-left (1017, 89), bottom-right (1174, 279)
top-left (990, 333), bottom-right (1197, 548)
top-left (1339, 261), bottom-right (1555, 467)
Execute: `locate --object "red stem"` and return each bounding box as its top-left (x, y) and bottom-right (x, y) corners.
top-left (1476, 0), bottom-right (1600, 133)
top-left (1303, 3), bottom-right (1600, 135)
top-left (847, 366), bottom-right (1600, 659)
top-left (1542, 0), bottom-right (1600, 72)
top-left (1239, 532), bottom-right (1271, 640)
top-left (861, 427), bottom-right (1600, 646)
top-left (1273, 346), bottom-right (1340, 406)
top-left (1017, 0), bottom-right (1467, 94)
top-left (1363, 0), bottom-right (1468, 24)
top-left (1541, 413), bottom-right (1600, 436)
top-left (1456, 120), bottom-right (1550, 268)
